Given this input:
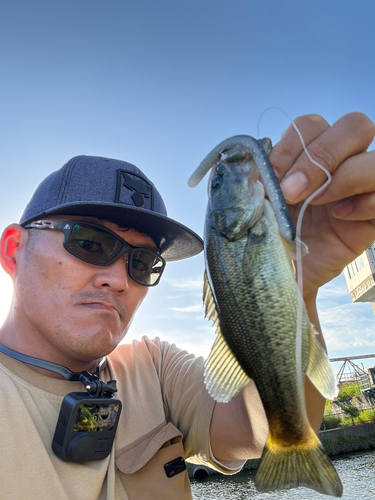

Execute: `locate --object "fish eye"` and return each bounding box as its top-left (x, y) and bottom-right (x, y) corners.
top-left (219, 149), bottom-right (229, 161)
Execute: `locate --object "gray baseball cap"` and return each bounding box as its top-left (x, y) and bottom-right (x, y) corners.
top-left (20, 155), bottom-right (203, 262)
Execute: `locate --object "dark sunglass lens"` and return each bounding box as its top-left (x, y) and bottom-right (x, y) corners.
top-left (129, 250), bottom-right (164, 285)
top-left (67, 224), bottom-right (123, 264)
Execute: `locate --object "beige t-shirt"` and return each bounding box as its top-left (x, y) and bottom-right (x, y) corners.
top-left (0, 336), bottom-right (242, 500)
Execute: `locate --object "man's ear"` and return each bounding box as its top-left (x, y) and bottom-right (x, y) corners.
top-left (0, 224), bottom-right (27, 277)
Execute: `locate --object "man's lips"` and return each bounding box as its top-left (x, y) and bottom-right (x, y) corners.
top-left (80, 301), bottom-right (123, 318)
top-left (75, 292), bottom-right (127, 319)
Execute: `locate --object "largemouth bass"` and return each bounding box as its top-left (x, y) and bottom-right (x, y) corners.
top-left (189, 136), bottom-right (343, 497)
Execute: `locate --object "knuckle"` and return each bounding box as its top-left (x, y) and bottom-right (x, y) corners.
top-left (308, 141), bottom-right (340, 172)
top-left (294, 114), bottom-right (330, 135)
top-left (355, 194), bottom-right (375, 222)
top-left (347, 112), bottom-right (375, 137)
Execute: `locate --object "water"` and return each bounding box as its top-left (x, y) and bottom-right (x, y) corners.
top-left (191, 450), bottom-right (375, 499)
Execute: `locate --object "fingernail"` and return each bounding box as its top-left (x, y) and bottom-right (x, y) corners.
top-left (280, 172), bottom-right (309, 202)
top-left (332, 199), bottom-right (353, 218)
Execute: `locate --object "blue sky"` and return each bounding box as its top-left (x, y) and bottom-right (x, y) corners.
top-left (1, 0), bottom-right (375, 375)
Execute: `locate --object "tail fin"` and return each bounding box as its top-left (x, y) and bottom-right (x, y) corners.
top-left (255, 432), bottom-right (343, 497)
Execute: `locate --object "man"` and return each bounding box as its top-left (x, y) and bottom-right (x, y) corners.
top-left (0, 112), bottom-right (374, 499)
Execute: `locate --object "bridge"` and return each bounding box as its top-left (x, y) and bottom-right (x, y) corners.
top-left (329, 354), bottom-right (375, 387)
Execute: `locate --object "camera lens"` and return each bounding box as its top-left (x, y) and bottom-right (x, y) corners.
top-left (66, 434), bottom-right (96, 463)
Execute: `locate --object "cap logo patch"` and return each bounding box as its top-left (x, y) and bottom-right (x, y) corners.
top-left (115, 170), bottom-right (154, 210)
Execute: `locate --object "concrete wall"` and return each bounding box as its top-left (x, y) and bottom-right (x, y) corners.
top-left (319, 421), bottom-right (375, 456)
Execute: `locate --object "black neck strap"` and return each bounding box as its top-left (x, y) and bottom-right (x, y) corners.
top-left (0, 344), bottom-right (117, 397)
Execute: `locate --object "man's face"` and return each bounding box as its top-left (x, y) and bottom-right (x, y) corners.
top-left (13, 216), bottom-right (153, 364)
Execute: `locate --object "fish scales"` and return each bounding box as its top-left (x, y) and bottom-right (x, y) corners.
top-left (191, 136), bottom-right (343, 497)
top-left (206, 199), bottom-right (310, 438)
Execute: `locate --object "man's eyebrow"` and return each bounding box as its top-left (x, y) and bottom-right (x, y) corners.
top-left (141, 243), bottom-right (159, 251)
top-left (90, 218), bottom-right (153, 247)
top-left (115, 231), bottom-right (158, 252)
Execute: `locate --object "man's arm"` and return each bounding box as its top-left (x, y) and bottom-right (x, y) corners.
top-left (209, 112), bottom-right (375, 462)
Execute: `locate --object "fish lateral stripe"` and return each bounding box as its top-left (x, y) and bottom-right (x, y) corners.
top-left (255, 432), bottom-right (343, 497)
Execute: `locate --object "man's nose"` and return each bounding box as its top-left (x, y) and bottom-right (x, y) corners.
top-left (92, 256), bottom-right (130, 292)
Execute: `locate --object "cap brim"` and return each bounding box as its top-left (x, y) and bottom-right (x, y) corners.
top-left (21, 202), bottom-right (204, 262)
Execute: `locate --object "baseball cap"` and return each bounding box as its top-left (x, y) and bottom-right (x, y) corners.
top-left (19, 155), bottom-right (203, 262)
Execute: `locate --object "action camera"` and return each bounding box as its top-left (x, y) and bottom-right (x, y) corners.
top-left (0, 344), bottom-right (123, 464)
top-left (52, 392), bottom-right (122, 463)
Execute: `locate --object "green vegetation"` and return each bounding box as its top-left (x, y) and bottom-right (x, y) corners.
top-left (321, 413), bottom-right (342, 430)
top-left (320, 383), bottom-right (375, 430)
top-left (340, 408), bottom-right (375, 426)
top-left (340, 403), bottom-right (360, 425)
top-left (359, 409), bottom-right (375, 422)
top-left (337, 383), bottom-right (361, 399)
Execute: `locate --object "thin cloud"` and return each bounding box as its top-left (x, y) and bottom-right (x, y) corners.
top-left (165, 278), bottom-right (203, 291)
top-left (170, 304), bottom-right (203, 313)
top-left (318, 282), bottom-right (350, 300)
top-left (325, 316), bottom-right (375, 352)
top-left (320, 303), bottom-right (357, 329)
top-left (166, 292), bottom-right (203, 300)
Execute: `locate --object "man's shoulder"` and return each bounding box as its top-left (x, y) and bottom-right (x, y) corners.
top-left (109, 336), bottom-right (191, 363)
top-left (108, 336), bottom-right (199, 379)
top-left (109, 335), bottom-right (165, 361)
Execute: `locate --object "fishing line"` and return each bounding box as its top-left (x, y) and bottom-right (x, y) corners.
top-left (325, 326), bottom-right (359, 349)
top-left (257, 107), bottom-right (332, 382)
top-left (320, 304), bottom-right (353, 342)
top-left (323, 305), bottom-right (354, 337)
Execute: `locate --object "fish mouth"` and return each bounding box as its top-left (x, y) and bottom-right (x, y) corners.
top-left (211, 154), bottom-right (256, 193)
top-left (219, 147), bottom-right (251, 164)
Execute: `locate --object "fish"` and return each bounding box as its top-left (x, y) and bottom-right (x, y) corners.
top-left (188, 136), bottom-right (343, 497)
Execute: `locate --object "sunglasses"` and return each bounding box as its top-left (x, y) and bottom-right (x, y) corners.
top-left (24, 220), bottom-right (165, 287)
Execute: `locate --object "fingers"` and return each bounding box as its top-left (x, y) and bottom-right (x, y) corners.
top-left (270, 114), bottom-right (330, 180)
top-left (270, 112), bottom-right (375, 205)
top-left (315, 149), bottom-right (375, 204)
top-left (332, 192), bottom-right (375, 221)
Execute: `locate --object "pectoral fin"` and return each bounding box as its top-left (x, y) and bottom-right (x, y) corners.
top-left (306, 326), bottom-right (338, 400)
top-left (203, 272), bottom-right (250, 402)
